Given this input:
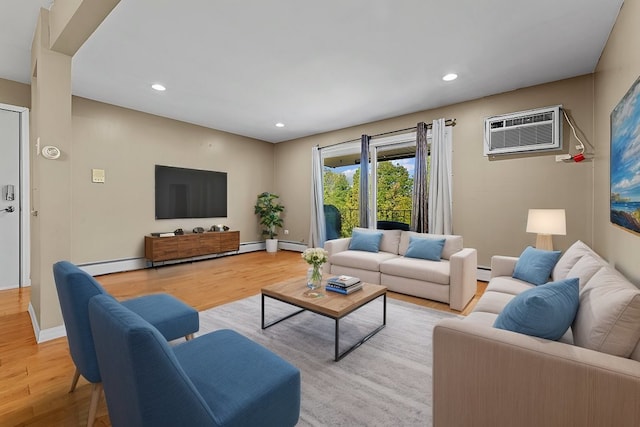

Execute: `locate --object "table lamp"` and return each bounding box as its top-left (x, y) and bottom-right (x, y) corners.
top-left (526, 209), bottom-right (566, 251)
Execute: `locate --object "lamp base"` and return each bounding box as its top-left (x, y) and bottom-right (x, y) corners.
top-left (535, 234), bottom-right (554, 251)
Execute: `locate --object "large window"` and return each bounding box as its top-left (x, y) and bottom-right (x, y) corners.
top-left (372, 141), bottom-right (415, 229)
top-left (322, 132), bottom-right (420, 237)
top-left (322, 141), bottom-right (361, 238)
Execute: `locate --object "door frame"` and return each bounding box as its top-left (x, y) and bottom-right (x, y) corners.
top-left (1, 103), bottom-right (30, 288)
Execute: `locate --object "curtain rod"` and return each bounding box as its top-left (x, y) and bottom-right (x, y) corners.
top-left (319, 118), bottom-right (456, 150)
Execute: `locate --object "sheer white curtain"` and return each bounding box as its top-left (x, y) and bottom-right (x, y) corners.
top-left (428, 118), bottom-right (453, 234)
top-left (309, 146), bottom-right (326, 247)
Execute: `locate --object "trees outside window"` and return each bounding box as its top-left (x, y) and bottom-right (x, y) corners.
top-left (323, 145), bottom-right (417, 236)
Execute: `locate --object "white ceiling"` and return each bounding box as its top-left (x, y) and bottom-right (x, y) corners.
top-left (1, 1), bottom-right (623, 143)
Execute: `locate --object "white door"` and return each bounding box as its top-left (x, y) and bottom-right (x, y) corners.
top-left (0, 108), bottom-right (20, 289)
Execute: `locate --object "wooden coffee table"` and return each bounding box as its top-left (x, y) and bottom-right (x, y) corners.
top-left (261, 277), bottom-right (387, 361)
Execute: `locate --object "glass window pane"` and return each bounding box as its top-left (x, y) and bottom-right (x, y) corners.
top-left (375, 145), bottom-right (415, 230)
top-left (323, 153), bottom-right (360, 237)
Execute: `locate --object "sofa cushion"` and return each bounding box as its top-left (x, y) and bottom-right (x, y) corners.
top-left (379, 229), bottom-right (402, 254)
top-left (485, 276), bottom-right (536, 296)
top-left (380, 257), bottom-right (450, 285)
top-left (465, 311), bottom-right (500, 327)
top-left (399, 232), bottom-right (462, 260)
top-left (512, 246), bottom-right (561, 286)
top-left (330, 250), bottom-right (397, 272)
top-left (404, 236), bottom-right (445, 261)
top-left (472, 290), bottom-right (516, 315)
top-left (566, 254), bottom-right (606, 290)
top-left (494, 278), bottom-right (579, 341)
top-left (572, 267), bottom-right (640, 358)
top-left (353, 227), bottom-right (401, 254)
top-left (552, 240), bottom-right (604, 281)
top-left (349, 229), bottom-right (383, 252)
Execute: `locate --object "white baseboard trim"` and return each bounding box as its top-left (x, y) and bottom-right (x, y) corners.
top-left (79, 258), bottom-right (147, 276)
top-left (278, 241), bottom-right (307, 252)
top-left (28, 302), bottom-right (67, 343)
top-left (240, 240), bottom-right (307, 253)
top-left (76, 241), bottom-right (309, 274)
top-left (239, 242), bottom-right (264, 253)
top-left (477, 267), bottom-right (491, 282)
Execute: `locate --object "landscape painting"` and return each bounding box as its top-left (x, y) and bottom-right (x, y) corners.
top-left (611, 75), bottom-right (640, 235)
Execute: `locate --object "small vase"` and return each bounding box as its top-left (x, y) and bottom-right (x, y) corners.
top-left (305, 265), bottom-right (324, 298)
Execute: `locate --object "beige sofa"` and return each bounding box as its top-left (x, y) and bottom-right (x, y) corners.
top-left (324, 228), bottom-right (477, 311)
top-left (433, 241), bottom-right (640, 427)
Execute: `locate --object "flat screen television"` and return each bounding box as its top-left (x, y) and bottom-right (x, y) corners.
top-left (155, 165), bottom-right (227, 219)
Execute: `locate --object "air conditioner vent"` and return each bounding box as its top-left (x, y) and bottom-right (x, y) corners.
top-left (484, 105), bottom-right (562, 156)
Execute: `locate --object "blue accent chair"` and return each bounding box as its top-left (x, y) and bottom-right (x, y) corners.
top-left (324, 204), bottom-right (342, 240)
top-left (53, 261), bottom-right (199, 426)
top-left (88, 294), bottom-right (301, 427)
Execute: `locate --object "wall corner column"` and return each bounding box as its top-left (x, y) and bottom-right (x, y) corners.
top-left (29, 0), bottom-right (120, 341)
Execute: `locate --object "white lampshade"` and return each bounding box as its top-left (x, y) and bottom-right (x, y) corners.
top-left (526, 209), bottom-right (567, 235)
top-left (526, 209), bottom-right (566, 251)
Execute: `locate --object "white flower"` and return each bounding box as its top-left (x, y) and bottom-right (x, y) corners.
top-left (302, 247), bottom-right (328, 266)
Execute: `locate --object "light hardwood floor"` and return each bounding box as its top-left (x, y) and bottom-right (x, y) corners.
top-left (0, 250), bottom-right (487, 426)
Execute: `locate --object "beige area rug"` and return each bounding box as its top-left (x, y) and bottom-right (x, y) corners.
top-left (198, 293), bottom-right (461, 427)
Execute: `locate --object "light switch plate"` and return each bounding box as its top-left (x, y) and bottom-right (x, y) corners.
top-left (92, 169), bottom-right (105, 183)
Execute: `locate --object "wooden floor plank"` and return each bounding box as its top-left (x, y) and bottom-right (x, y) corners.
top-left (0, 250), bottom-right (486, 426)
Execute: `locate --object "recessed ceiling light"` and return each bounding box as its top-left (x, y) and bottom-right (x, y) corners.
top-left (442, 73), bottom-right (458, 82)
top-left (151, 83), bottom-right (166, 91)
top-left (275, 122), bottom-right (285, 128)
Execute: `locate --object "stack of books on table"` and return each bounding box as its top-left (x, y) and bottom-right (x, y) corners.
top-left (326, 275), bottom-right (363, 294)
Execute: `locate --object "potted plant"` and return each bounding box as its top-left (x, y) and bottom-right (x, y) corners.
top-left (254, 192), bottom-right (284, 253)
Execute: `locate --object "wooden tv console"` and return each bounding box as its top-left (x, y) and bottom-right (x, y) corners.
top-left (144, 231), bottom-right (240, 263)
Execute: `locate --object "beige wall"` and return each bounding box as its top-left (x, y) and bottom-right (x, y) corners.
top-left (30, 7), bottom-right (75, 330)
top-left (0, 78), bottom-right (30, 108)
top-left (275, 75), bottom-right (595, 268)
top-left (0, 1), bottom-right (637, 337)
top-left (593, 0), bottom-right (640, 284)
top-left (0, 76), bottom-right (275, 266)
top-left (71, 97), bottom-right (275, 263)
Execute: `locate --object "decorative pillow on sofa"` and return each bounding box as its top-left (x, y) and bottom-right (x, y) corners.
top-left (398, 232), bottom-right (463, 260)
top-left (512, 246), bottom-right (562, 286)
top-left (552, 240), bottom-right (604, 281)
top-left (494, 278), bottom-right (579, 340)
top-left (566, 254), bottom-right (606, 290)
top-left (353, 227), bottom-right (401, 254)
top-left (348, 229), bottom-right (383, 253)
top-left (404, 236), bottom-right (445, 261)
top-left (572, 267), bottom-right (640, 358)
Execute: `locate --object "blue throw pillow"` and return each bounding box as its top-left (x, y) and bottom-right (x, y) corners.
top-left (512, 246), bottom-right (561, 285)
top-left (349, 230), bottom-right (383, 252)
top-left (404, 236), bottom-right (445, 261)
top-left (494, 277), bottom-right (579, 340)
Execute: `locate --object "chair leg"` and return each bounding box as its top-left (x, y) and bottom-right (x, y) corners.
top-left (87, 383), bottom-right (102, 427)
top-left (69, 367), bottom-right (81, 393)
top-left (185, 333), bottom-right (194, 341)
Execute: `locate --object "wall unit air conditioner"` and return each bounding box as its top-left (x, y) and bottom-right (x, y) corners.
top-left (484, 105), bottom-right (562, 156)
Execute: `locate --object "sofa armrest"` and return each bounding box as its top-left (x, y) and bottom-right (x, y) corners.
top-left (433, 318), bottom-right (640, 427)
top-left (490, 255), bottom-right (519, 278)
top-left (448, 248), bottom-right (477, 311)
top-left (324, 237), bottom-right (351, 257)
top-left (324, 238), bottom-right (351, 271)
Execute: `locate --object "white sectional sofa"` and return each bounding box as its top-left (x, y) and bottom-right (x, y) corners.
top-left (324, 228), bottom-right (477, 311)
top-left (433, 240), bottom-right (640, 426)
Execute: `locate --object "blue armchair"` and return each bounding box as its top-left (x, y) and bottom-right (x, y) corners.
top-left (53, 261), bottom-right (199, 426)
top-left (88, 294), bottom-right (301, 427)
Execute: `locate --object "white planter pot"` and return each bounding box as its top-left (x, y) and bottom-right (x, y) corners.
top-left (265, 239), bottom-right (278, 253)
